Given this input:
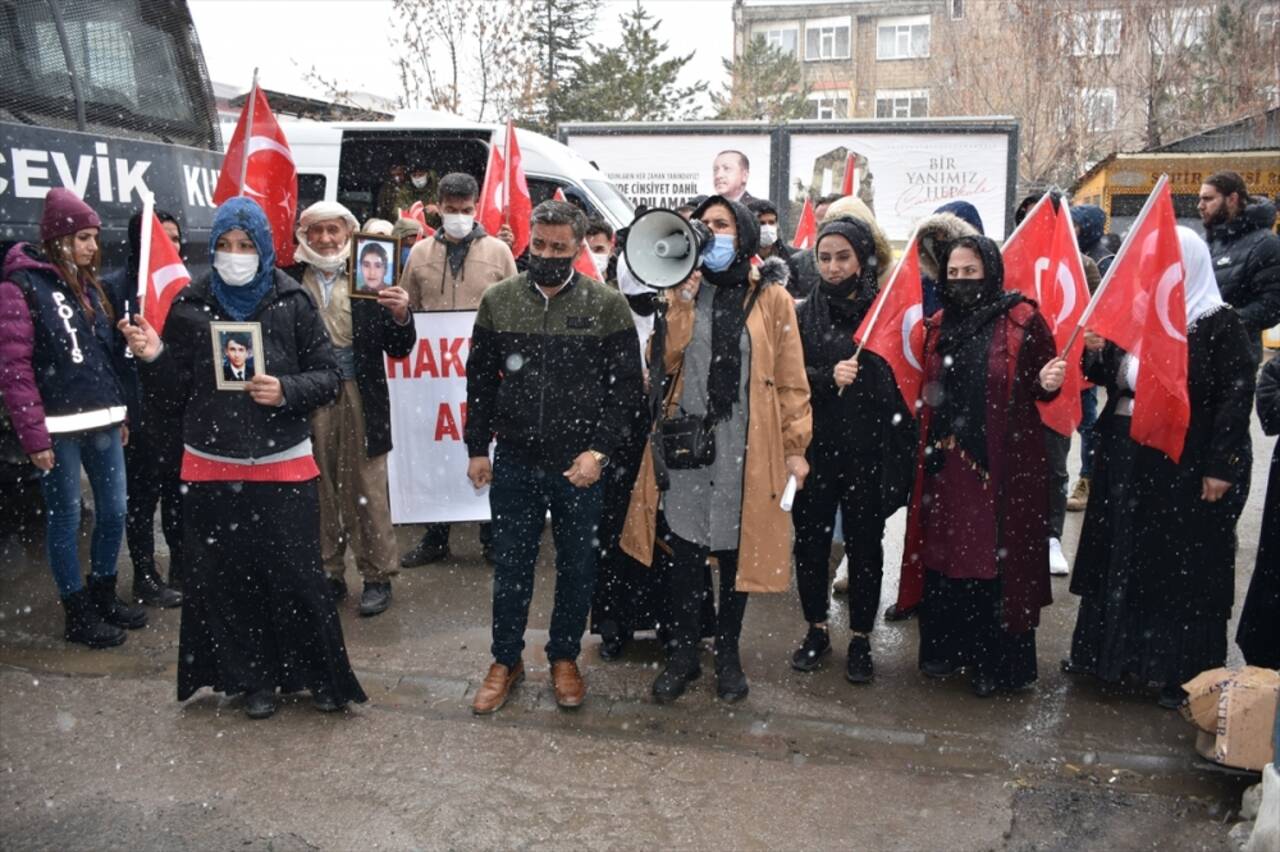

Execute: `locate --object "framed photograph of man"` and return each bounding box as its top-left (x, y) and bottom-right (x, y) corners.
top-left (210, 321), bottom-right (264, 391)
top-left (349, 233), bottom-right (400, 298)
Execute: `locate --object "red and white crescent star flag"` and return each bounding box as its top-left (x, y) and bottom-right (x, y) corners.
top-left (213, 85), bottom-right (298, 266)
top-left (1000, 196), bottom-right (1090, 436)
top-left (502, 121), bottom-right (533, 258)
top-left (137, 212), bottom-right (189, 335)
top-left (854, 238), bottom-right (925, 411)
top-left (477, 142), bottom-right (506, 239)
top-left (792, 197), bottom-right (817, 251)
top-left (840, 151), bottom-right (859, 197)
top-left (1085, 180), bottom-right (1190, 461)
top-left (400, 202), bottom-right (436, 237)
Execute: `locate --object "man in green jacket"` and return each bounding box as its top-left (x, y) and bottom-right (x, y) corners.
top-left (464, 200), bottom-right (644, 715)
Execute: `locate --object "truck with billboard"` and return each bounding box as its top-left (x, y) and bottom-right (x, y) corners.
top-left (559, 118), bottom-right (1020, 242)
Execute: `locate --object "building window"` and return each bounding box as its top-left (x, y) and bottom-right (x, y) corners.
top-left (805, 93), bottom-right (850, 119)
top-left (1153, 7), bottom-right (1210, 54)
top-left (877, 15), bottom-right (931, 60)
top-left (758, 24), bottom-right (799, 56)
top-left (805, 17), bottom-right (851, 61)
top-left (1081, 87), bottom-right (1117, 131)
top-left (1066, 10), bottom-right (1122, 56)
top-left (950, 0), bottom-right (964, 20)
top-left (875, 88), bottom-right (929, 119)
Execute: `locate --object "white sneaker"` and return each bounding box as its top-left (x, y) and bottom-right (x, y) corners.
top-left (1049, 538), bottom-right (1070, 576)
top-left (832, 555), bottom-right (850, 594)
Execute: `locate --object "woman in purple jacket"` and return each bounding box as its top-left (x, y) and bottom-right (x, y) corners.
top-left (0, 188), bottom-right (147, 648)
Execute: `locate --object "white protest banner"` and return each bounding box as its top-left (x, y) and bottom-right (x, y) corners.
top-left (385, 310), bottom-right (490, 524)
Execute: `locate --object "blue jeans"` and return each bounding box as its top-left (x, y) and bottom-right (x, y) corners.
top-left (1078, 387), bottom-right (1099, 478)
top-left (488, 445), bottom-right (603, 667)
top-left (39, 426), bottom-right (127, 597)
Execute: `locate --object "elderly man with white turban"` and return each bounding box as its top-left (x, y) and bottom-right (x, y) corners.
top-left (285, 201), bottom-right (417, 616)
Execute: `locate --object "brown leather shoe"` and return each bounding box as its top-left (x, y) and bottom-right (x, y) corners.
top-left (550, 660), bottom-right (586, 709)
top-left (472, 660), bottom-right (524, 715)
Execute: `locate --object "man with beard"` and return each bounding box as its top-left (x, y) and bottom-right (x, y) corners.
top-left (1200, 171), bottom-right (1280, 362)
top-left (286, 201), bottom-right (417, 616)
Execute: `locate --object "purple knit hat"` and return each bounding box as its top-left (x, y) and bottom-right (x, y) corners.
top-left (40, 188), bottom-right (101, 241)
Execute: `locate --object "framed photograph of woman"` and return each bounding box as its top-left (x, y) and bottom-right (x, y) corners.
top-left (349, 233), bottom-right (400, 298)
top-left (210, 321), bottom-right (265, 391)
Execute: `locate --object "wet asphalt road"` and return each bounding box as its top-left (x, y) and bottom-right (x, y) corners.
top-left (0, 380), bottom-right (1273, 850)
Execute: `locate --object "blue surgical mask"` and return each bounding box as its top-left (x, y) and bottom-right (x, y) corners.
top-left (700, 234), bottom-right (736, 272)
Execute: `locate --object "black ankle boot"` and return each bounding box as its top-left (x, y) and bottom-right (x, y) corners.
top-left (133, 564), bottom-right (183, 608)
top-left (62, 589), bottom-right (126, 648)
top-left (715, 644), bottom-right (749, 702)
top-left (652, 648), bottom-right (701, 704)
top-left (845, 635), bottom-right (874, 684)
top-left (87, 575), bottom-right (148, 629)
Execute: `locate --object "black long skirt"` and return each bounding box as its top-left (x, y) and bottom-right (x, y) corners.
top-left (1068, 419), bottom-right (1227, 688)
top-left (1236, 451), bottom-right (1279, 668)
top-left (177, 479), bottom-right (366, 704)
top-left (918, 570), bottom-right (1037, 690)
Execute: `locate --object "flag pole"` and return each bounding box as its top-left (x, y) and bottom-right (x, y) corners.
top-left (134, 191), bottom-right (155, 321)
top-left (1060, 174), bottom-right (1169, 357)
top-left (503, 120), bottom-right (512, 227)
top-left (839, 231), bottom-right (918, 397)
top-left (853, 231), bottom-right (918, 364)
top-left (238, 68), bottom-right (259, 198)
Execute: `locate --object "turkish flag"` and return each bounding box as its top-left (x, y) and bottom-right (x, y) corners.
top-left (1085, 180), bottom-right (1189, 461)
top-left (1000, 196), bottom-right (1090, 436)
top-left (792, 197), bottom-right (817, 251)
top-left (854, 238), bottom-right (925, 411)
top-left (572, 242), bottom-right (601, 281)
top-left (478, 122), bottom-right (532, 257)
top-left (840, 152), bottom-right (858, 196)
top-left (1000, 193), bottom-right (1057, 297)
top-left (136, 212), bottom-right (189, 336)
top-left (213, 85), bottom-right (298, 266)
top-left (400, 202), bottom-right (436, 237)
top-left (477, 142), bottom-right (506, 238)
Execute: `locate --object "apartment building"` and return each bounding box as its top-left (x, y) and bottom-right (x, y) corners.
top-left (731, 0), bottom-right (1279, 186)
top-left (731, 0), bottom-right (965, 121)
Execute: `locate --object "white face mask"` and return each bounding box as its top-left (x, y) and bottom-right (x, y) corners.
top-left (411, 174), bottom-right (429, 189)
top-left (442, 213), bottom-right (474, 240)
top-left (213, 251), bottom-right (259, 286)
top-left (759, 224), bottom-right (778, 247)
top-left (591, 251), bottom-right (611, 277)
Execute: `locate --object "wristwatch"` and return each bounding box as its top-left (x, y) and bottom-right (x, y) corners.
top-left (589, 449), bottom-right (610, 468)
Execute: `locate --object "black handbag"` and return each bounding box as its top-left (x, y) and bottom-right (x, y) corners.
top-left (659, 412), bottom-right (716, 469)
top-left (653, 282), bottom-right (763, 475)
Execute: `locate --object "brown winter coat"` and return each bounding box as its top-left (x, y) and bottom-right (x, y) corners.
top-left (619, 278), bottom-right (812, 593)
top-left (400, 231), bottom-right (517, 311)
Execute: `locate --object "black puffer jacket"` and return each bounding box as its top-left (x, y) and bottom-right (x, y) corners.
top-left (139, 270), bottom-right (339, 460)
top-left (1207, 200), bottom-right (1280, 345)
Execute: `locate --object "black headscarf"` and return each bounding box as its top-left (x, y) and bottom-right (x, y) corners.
top-left (928, 235), bottom-right (1025, 472)
top-left (796, 218), bottom-right (880, 395)
top-left (691, 194), bottom-right (760, 425)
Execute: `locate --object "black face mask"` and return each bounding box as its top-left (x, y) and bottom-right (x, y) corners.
top-left (527, 253), bottom-right (575, 287)
top-left (945, 277), bottom-right (988, 309)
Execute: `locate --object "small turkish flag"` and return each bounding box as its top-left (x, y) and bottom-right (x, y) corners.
top-left (477, 142), bottom-right (506, 239)
top-left (1086, 179), bottom-right (1189, 461)
top-left (854, 238), bottom-right (925, 411)
top-left (841, 152), bottom-right (859, 197)
top-left (792, 197), bottom-right (817, 251)
top-left (1000, 196), bottom-right (1090, 436)
top-left (137, 212), bottom-right (189, 336)
top-left (502, 121), bottom-right (533, 257)
top-left (400, 201), bottom-right (435, 237)
top-left (213, 85), bottom-right (298, 266)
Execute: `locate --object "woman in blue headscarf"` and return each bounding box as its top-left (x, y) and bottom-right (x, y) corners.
top-left (120, 197), bottom-right (366, 720)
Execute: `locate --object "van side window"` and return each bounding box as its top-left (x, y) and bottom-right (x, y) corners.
top-left (298, 174), bottom-right (327, 211)
top-left (526, 178), bottom-right (599, 220)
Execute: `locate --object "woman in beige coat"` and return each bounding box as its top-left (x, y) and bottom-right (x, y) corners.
top-left (620, 196), bottom-right (811, 703)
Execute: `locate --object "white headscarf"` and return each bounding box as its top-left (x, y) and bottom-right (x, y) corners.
top-left (1121, 225), bottom-right (1228, 389)
top-left (362, 218), bottom-right (394, 236)
top-left (294, 201), bottom-right (360, 272)
top-left (1177, 225), bottom-right (1226, 326)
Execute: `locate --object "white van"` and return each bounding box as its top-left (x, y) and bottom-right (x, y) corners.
top-left (254, 111), bottom-right (635, 230)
